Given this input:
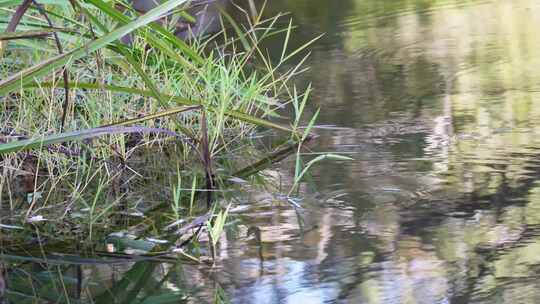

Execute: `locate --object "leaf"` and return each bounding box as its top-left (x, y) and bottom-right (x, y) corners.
top-left (289, 154), bottom-right (353, 195)
top-left (86, 0), bottom-right (203, 65)
top-left (280, 19), bottom-right (293, 62)
top-left (219, 7), bottom-right (250, 51)
top-left (0, 126), bottom-right (178, 155)
top-left (106, 236), bottom-right (156, 252)
top-left (302, 108), bottom-right (320, 142)
top-left (0, 0), bottom-right (190, 96)
top-left (207, 205), bottom-right (230, 247)
top-left (0, 29), bottom-right (72, 40)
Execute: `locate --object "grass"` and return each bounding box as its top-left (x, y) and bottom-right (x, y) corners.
top-left (0, 1), bottom-right (350, 302)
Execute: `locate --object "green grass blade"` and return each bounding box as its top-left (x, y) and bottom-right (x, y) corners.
top-left (280, 19), bottom-right (293, 62)
top-left (219, 7), bottom-right (250, 51)
top-left (0, 0), bottom-right (189, 96)
top-left (301, 108), bottom-right (319, 142)
top-left (289, 154), bottom-right (352, 195)
top-left (0, 126), bottom-right (178, 155)
top-left (86, 0), bottom-right (203, 65)
top-left (281, 33), bottom-right (323, 63)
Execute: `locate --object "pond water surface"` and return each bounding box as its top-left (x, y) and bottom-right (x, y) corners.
top-left (212, 0), bottom-right (540, 303)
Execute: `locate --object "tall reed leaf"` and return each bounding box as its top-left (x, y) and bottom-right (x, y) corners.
top-left (289, 154), bottom-right (352, 196)
top-left (0, 126), bottom-right (178, 154)
top-left (0, 0), bottom-right (189, 96)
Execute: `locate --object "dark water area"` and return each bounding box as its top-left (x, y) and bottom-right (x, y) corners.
top-left (5, 0), bottom-right (540, 303)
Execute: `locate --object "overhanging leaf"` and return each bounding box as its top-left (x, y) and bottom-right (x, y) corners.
top-left (0, 126), bottom-right (178, 155)
top-left (0, 0), bottom-right (190, 96)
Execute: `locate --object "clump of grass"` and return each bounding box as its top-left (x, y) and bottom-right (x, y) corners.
top-left (0, 4), bottom-right (357, 302)
top-left (0, 0), bottom-right (319, 254)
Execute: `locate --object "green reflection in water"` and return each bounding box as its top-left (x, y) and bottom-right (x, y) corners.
top-left (222, 0), bottom-right (540, 303)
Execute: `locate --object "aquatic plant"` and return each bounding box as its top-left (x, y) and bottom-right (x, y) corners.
top-left (0, 0), bottom-right (342, 301)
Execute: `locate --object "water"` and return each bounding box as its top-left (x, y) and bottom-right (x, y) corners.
top-left (5, 0), bottom-right (540, 303)
top-left (210, 0), bottom-right (540, 303)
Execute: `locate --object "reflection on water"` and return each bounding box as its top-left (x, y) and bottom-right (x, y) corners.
top-left (5, 0), bottom-right (540, 303)
top-left (211, 0), bottom-right (540, 303)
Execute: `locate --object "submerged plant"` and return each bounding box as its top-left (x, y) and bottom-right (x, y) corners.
top-left (288, 85), bottom-right (352, 197)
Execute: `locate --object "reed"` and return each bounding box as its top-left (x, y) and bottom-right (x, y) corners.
top-left (0, 0), bottom-right (319, 253)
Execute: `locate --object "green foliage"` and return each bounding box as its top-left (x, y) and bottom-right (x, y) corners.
top-left (207, 205), bottom-right (230, 248)
top-left (0, 1), bottom-right (336, 302)
top-left (207, 204), bottom-right (230, 261)
top-left (0, 0), bottom-right (191, 95)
